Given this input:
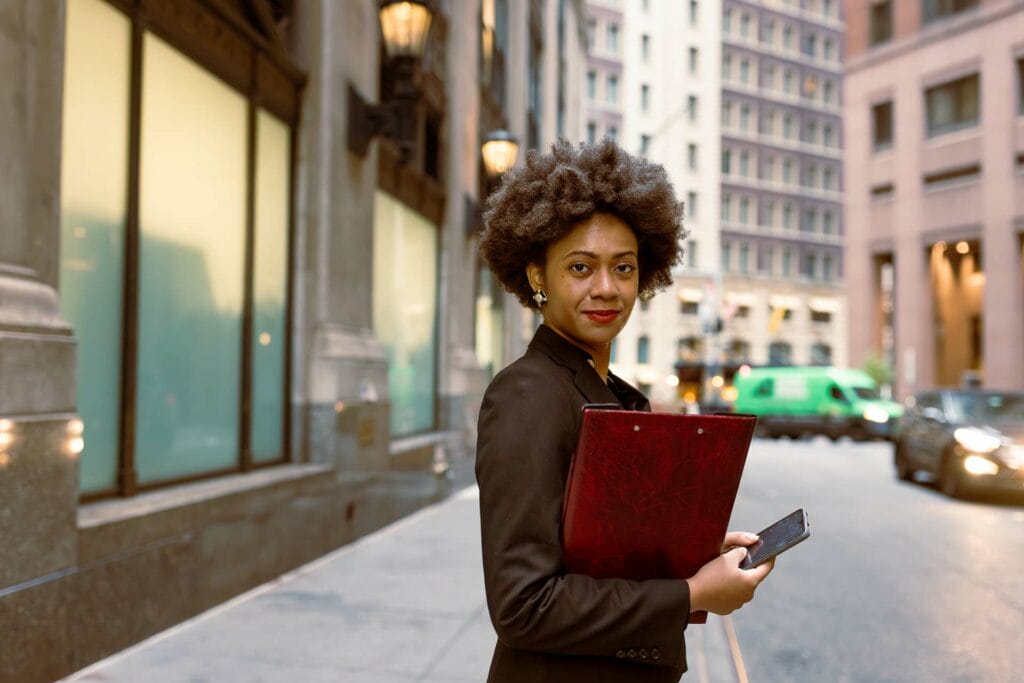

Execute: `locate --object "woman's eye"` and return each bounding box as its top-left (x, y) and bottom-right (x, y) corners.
top-left (616, 263), bottom-right (637, 274)
top-left (569, 263), bottom-right (590, 274)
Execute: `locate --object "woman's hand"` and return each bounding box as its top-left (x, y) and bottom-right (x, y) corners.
top-left (686, 532), bottom-right (775, 616)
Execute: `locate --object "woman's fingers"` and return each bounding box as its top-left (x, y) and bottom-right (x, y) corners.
top-left (721, 530), bottom-right (759, 553)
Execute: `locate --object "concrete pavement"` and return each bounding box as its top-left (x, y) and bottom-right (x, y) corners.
top-left (63, 485), bottom-right (748, 682)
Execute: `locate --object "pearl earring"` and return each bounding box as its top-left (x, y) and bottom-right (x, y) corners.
top-left (532, 289), bottom-right (548, 306)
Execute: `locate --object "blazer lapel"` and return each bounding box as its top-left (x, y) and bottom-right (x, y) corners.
top-left (526, 324), bottom-right (626, 407)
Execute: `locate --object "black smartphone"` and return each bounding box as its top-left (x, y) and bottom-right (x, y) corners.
top-left (739, 509), bottom-right (810, 570)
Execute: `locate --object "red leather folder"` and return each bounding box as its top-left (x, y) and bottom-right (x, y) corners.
top-left (561, 407), bottom-right (756, 624)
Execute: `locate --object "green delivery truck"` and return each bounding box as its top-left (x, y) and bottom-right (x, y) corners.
top-left (732, 366), bottom-right (903, 441)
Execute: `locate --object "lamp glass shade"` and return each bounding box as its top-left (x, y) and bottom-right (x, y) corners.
top-left (379, 1), bottom-right (433, 59)
top-left (482, 138), bottom-right (519, 177)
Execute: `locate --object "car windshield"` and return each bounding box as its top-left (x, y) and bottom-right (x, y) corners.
top-left (852, 386), bottom-right (880, 400)
top-left (947, 393), bottom-right (1024, 424)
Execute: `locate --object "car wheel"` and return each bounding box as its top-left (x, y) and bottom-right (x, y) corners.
top-left (939, 451), bottom-right (967, 499)
top-left (894, 441), bottom-right (914, 482)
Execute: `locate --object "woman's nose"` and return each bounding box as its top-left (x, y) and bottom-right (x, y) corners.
top-left (590, 268), bottom-right (617, 298)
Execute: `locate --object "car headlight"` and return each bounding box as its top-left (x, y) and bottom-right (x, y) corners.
top-left (862, 405), bottom-right (889, 423)
top-left (963, 455), bottom-right (999, 476)
top-left (953, 427), bottom-right (1001, 454)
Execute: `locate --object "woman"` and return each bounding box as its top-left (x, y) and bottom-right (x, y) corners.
top-left (475, 140), bottom-right (774, 682)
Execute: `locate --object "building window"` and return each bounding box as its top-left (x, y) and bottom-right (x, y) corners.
top-left (759, 247), bottom-right (774, 274)
top-left (763, 109), bottom-right (776, 135)
top-left (739, 243), bottom-right (750, 273)
top-left (640, 134), bottom-right (651, 157)
top-left (739, 196), bottom-right (750, 223)
top-left (872, 100), bottom-right (894, 150)
top-left (804, 207), bottom-right (818, 232)
top-left (783, 158), bottom-right (793, 183)
top-left (764, 156), bottom-right (776, 182)
top-left (870, 1), bottom-right (893, 45)
top-left (783, 203), bottom-right (793, 229)
top-left (587, 70), bottom-right (597, 99)
top-left (740, 58), bottom-right (750, 84)
top-left (722, 99), bottom-right (733, 127)
top-left (723, 7), bottom-right (732, 33)
top-left (740, 105), bottom-right (750, 130)
top-left (607, 74), bottom-right (619, 103)
top-left (824, 80), bottom-right (835, 104)
top-left (804, 32), bottom-right (817, 58)
top-left (688, 95), bottom-right (699, 122)
top-left (681, 300), bottom-right (700, 315)
top-left (723, 52), bottom-right (732, 81)
top-left (824, 167), bottom-right (835, 190)
top-left (740, 13), bottom-right (751, 38)
top-left (762, 199), bottom-right (775, 226)
top-left (824, 38), bottom-right (834, 62)
top-left (783, 25), bottom-right (793, 50)
top-left (769, 342), bottom-right (793, 366)
top-left (687, 191), bottom-right (698, 220)
top-left (641, 83), bottom-right (650, 111)
top-left (783, 69), bottom-right (794, 94)
top-left (922, 0), bottom-right (979, 25)
top-left (722, 149), bottom-right (732, 174)
top-left (807, 120), bottom-right (818, 144)
top-left (926, 73), bottom-right (979, 137)
top-left (823, 253), bottom-right (834, 281)
top-left (690, 0), bottom-right (699, 26)
top-left (608, 125), bottom-right (618, 141)
top-left (782, 248), bottom-right (792, 275)
top-left (1018, 56), bottom-right (1024, 114)
top-left (689, 47), bottom-right (699, 75)
top-left (740, 150), bottom-right (750, 176)
top-left (642, 34), bottom-right (650, 61)
top-left (811, 309), bottom-right (833, 324)
top-left (60, 0), bottom-right (299, 494)
top-left (637, 335), bottom-right (651, 364)
top-left (805, 251), bottom-right (818, 279)
top-left (810, 343), bottom-right (832, 365)
top-left (722, 241), bottom-right (732, 271)
top-left (824, 123), bottom-right (834, 147)
top-left (722, 193), bottom-right (733, 220)
top-left (688, 143), bottom-right (698, 171)
top-left (764, 20), bottom-right (775, 46)
top-left (607, 23), bottom-right (619, 52)
top-left (687, 240), bottom-right (698, 268)
top-left (587, 121), bottom-right (597, 144)
top-left (823, 211), bottom-right (835, 233)
top-left (726, 339), bottom-right (751, 364)
top-left (374, 192), bottom-right (439, 436)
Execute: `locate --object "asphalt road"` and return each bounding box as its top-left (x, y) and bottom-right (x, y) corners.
top-left (727, 437), bottom-right (1024, 683)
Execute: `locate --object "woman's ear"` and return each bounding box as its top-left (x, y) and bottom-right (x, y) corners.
top-left (525, 262), bottom-right (543, 292)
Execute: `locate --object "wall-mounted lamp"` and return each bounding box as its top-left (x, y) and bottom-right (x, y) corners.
top-left (348, 1), bottom-right (434, 160)
top-left (481, 129), bottom-right (520, 178)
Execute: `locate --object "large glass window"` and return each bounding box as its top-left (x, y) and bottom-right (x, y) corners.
top-left (60, 0), bottom-right (298, 496)
top-left (251, 111), bottom-right (291, 463)
top-left (870, 1), bottom-right (893, 45)
top-left (135, 33), bottom-right (248, 482)
top-left (60, 0), bottom-right (131, 494)
top-left (373, 192), bottom-right (439, 436)
top-left (926, 74), bottom-right (979, 137)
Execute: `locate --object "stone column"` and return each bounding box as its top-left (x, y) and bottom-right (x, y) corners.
top-left (0, 2), bottom-right (80, 679)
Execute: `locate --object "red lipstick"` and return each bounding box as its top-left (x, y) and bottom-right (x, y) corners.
top-left (584, 310), bottom-right (620, 324)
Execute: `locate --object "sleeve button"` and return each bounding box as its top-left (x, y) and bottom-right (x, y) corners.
top-left (627, 649), bottom-right (637, 658)
top-left (651, 648), bottom-right (661, 660)
top-left (616, 650), bottom-right (626, 659)
top-left (639, 648), bottom-right (649, 659)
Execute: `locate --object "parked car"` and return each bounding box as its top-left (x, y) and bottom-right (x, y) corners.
top-left (732, 366), bottom-right (903, 441)
top-left (894, 390), bottom-right (1024, 498)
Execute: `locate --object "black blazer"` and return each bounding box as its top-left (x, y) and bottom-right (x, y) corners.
top-left (476, 325), bottom-right (691, 682)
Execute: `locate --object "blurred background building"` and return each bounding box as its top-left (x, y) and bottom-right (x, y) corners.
top-left (601, 0), bottom-right (848, 410)
top-left (0, 0), bottom-right (588, 679)
top-left (844, 0), bottom-right (1024, 399)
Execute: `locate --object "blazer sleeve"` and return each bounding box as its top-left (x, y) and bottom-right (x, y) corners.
top-left (475, 364), bottom-right (691, 669)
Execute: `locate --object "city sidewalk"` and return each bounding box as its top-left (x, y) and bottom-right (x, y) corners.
top-left (63, 486), bottom-right (747, 683)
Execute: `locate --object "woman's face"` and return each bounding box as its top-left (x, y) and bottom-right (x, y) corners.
top-left (526, 212), bottom-right (639, 357)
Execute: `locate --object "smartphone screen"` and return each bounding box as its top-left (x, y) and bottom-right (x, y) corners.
top-left (740, 509), bottom-right (809, 570)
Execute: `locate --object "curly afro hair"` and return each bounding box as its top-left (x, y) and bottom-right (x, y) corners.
top-left (480, 138), bottom-right (686, 310)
